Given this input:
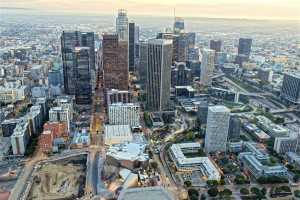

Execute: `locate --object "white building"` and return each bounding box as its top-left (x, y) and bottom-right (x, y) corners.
top-left (116, 9), bottom-right (128, 41)
top-left (200, 49), bottom-right (215, 86)
top-left (49, 106), bottom-right (71, 131)
top-left (108, 103), bottom-right (140, 127)
top-left (274, 134), bottom-right (300, 154)
top-left (256, 115), bottom-right (289, 137)
top-left (205, 106), bottom-right (230, 153)
top-left (11, 121), bottom-right (30, 155)
top-left (0, 82), bottom-right (29, 103)
top-left (104, 124), bottom-right (132, 145)
top-left (169, 143), bottom-right (221, 180)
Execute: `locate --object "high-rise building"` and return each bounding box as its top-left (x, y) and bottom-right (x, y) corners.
top-left (186, 32), bottom-right (196, 49)
top-left (146, 39), bottom-right (173, 111)
top-left (108, 103), bottom-right (140, 127)
top-left (257, 68), bottom-right (273, 83)
top-left (102, 34), bottom-right (128, 90)
top-left (128, 22), bottom-right (136, 71)
top-left (238, 38), bottom-right (252, 57)
top-left (281, 72), bottom-right (300, 104)
top-left (174, 17), bottom-right (185, 34)
top-left (172, 62), bottom-right (192, 86)
top-left (173, 34), bottom-right (187, 63)
top-left (116, 9), bottom-right (128, 41)
top-left (61, 31), bottom-right (95, 95)
top-left (200, 49), bottom-right (215, 86)
top-left (228, 115), bottom-right (241, 140)
top-left (209, 40), bottom-right (222, 53)
top-left (74, 47), bottom-right (92, 104)
top-left (138, 41), bottom-right (148, 89)
top-left (205, 106), bottom-right (230, 153)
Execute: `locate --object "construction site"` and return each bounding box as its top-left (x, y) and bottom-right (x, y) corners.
top-left (27, 156), bottom-right (87, 200)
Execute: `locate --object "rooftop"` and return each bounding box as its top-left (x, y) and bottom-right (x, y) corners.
top-left (118, 186), bottom-right (174, 200)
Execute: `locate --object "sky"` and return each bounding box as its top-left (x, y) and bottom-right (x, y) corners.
top-left (1, 0), bottom-right (300, 20)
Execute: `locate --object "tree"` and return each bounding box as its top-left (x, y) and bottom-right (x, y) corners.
top-left (219, 179), bottom-right (225, 185)
top-left (207, 187), bottom-right (218, 197)
top-left (220, 188), bottom-right (232, 197)
top-left (294, 190), bottom-right (300, 198)
top-left (150, 161), bottom-right (158, 169)
top-left (207, 180), bottom-right (218, 187)
top-left (250, 187), bottom-right (260, 195)
top-left (188, 188), bottom-right (199, 200)
top-left (184, 180), bottom-right (192, 187)
top-left (261, 187), bottom-right (267, 196)
top-left (293, 174), bottom-right (300, 182)
top-left (240, 188), bottom-right (250, 195)
top-left (200, 194), bottom-right (206, 200)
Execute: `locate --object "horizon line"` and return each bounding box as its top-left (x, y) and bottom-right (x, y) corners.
top-left (1, 7), bottom-right (299, 22)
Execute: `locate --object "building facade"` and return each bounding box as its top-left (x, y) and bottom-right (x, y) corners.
top-left (108, 103), bottom-right (140, 127)
top-left (74, 47), bottom-right (92, 104)
top-left (146, 39), bottom-right (173, 112)
top-left (280, 73), bottom-right (300, 104)
top-left (200, 49), bottom-right (215, 86)
top-left (205, 106), bottom-right (230, 153)
top-left (102, 34), bottom-right (129, 90)
top-left (116, 9), bottom-right (128, 41)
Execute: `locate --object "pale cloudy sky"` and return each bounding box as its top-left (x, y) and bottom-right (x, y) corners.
top-left (1, 0), bottom-right (300, 20)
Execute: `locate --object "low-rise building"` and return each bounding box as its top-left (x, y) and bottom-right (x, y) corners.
top-left (0, 137), bottom-right (11, 160)
top-left (286, 152), bottom-right (300, 168)
top-left (239, 152), bottom-right (287, 179)
top-left (118, 186), bottom-right (174, 200)
top-left (106, 89), bottom-right (132, 106)
top-left (106, 142), bottom-right (149, 169)
top-left (0, 82), bottom-right (29, 103)
top-left (108, 103), bottom-right (140, 127)
top-left (104, 124), bottom-right (132, 145)
top-left (49, 106), bottom-right (71, 131)
top-left (256, 115), bottom-right (289, 137)
top-left (169, 143), bottom-right (221, 181)
top-left (274, 135), bottom-right (300, 154)
top-left (11, 120), bottom-right (30, 155)
top-left (38, 130), bottom-right (53, 153)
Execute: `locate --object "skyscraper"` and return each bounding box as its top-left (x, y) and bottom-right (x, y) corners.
top-left (102, 34), bottom-right (128, 90)
top-left (280, 72), bottom-right (300, 104)
top-left (128, 22), bottom-right (136, 71)
top-left (205, 106), bottom-right (230, 153)
top-left (138, 41), bottom-right (148, 89)
top-left (200, 49), bottom-right (215, 86)
top-left (74, 47), bottom-right (92, 104)
top-left (209, 40), bottom-right (222, 53)
top-left (174, 17), bottom-right (185, 34)
top-left (173, 34), bottom-right (187, 63)
top-left (238, 38), bottom-right (252, 57)
top-left (61, 31), bottom-right (95, 95)
top-left (116, 9), bottom-right (128, 41)
top-left (146, 39), bottom-right (173, 111)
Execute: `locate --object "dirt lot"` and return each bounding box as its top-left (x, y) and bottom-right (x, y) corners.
top-left (28, 162), bottom-right (86, 200)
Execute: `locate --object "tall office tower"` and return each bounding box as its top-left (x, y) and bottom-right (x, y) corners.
top-left (138, 41), bottom-right (148, 89)
top-left (205, 106), bottom-right (230, 153)
top-left (173, 34), bottom-right (187, 63)
top-left (228, 115), bottom-right (241, 140)
top-left (146, 39), bottom-right (173, 112)
top-left (200, 49), bottom-right (215, 86)
top-left (128, 22), bottom-right (136, 72)
top-left (238, 38), bottom-right (252, 57)
top-left (209, 40), bottom-right (222, 53)
top-left (61, 31), bottom-right (95, 95)
top-left (116, 9), bottom-right (128, 41)
top-left (174, 17), bottom-right (185, 34)
top-left (102, 34), bottom-right (129, 90)
top-left (280, 72), bottom-right (300, 104)
top-left (74, 47), bottom-right (92, 104)
top-left (108, 103), bottom-right (140, 127)
top-left (173, 62), bottom-right (192, 86)
top-left (186, 32), bottom-right (196, 49)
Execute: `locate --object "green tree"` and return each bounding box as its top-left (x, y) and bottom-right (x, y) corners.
top-left (184, 180), bottom-right (192, 187)
top-left (207, 187), bottom-right (218, 197)
top-left (240, 188), bottom-right (250, 195)
top-left (150, 161), bottom-right (158, 169)
top-left (294, 190), bottom-right (300, 198)
top-left (207, 180), bottom-right (218, 187)
top-left (220, 188), bottom-right (232, 197)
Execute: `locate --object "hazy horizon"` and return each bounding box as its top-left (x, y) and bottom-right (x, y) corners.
top-left (1, 0), bottom-right (300, 21)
